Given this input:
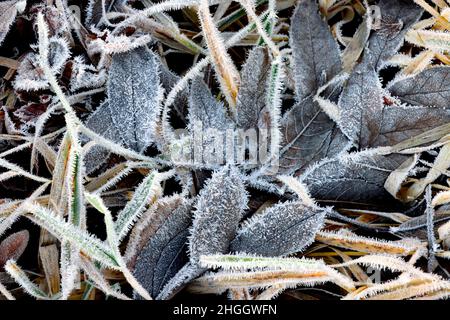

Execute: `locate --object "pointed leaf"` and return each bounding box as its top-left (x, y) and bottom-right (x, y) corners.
top-left (290, 0), bottom-right (342, 100)
top-left (0, 230), bottom-right (29, 268)
top-left (230, 201), bottom-right (326, 256)
top-left (277, 97), bottom-right (349, 176)
top-left (361, 0), bottom-right (423, 71)
top-left (388, 67), bottom-right (450, 108)
top-left (300, 151), bottom-right (407, 205)
top-left (115, 172), bottom-right (160, 242)
top-left (338, 62), bottom-right (450, 148)
top-left (236, 46), bottom-right (271, 129)
top-left (338, 62), bottom-right (384, 147)
top-left (107, 47), bottom-right (163, 152)
top-left (189, 165), bottom-right (247, 263)
top-left (188, 77), bottom-right (234, 130)
top-left (0, 0), bottom-right (24, 46)
top-left (132, 199), bottom-right (192, 298)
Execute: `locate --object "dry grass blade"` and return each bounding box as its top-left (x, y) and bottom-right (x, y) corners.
top-left (316, 230), bottom-right (424, 256)
top-left (197, 0), bottom-right (240, 109)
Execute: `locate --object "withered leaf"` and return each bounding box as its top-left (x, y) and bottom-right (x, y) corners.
top-left (236, 46), bottom-right (271, 130)
top-left (361, 0), bottom-right (423, 71)
top-left (392, 212), bottom-right (450, 240)
top-left (14, 37), bottom-right (70, 92)
top-left (300, 151), bottom-right (407, 206)
top-left (338, 62), bottom-right (385, 148)
top-left (189, 165), bottom-right (247, 263)
top-left (338, 63), bottom-right (450, 149)
top-left (230, 201), bottom-right (327, 256)
top-left (388, 67), bottom-right (450, 108)
top-left (132, 198), bottom-right (192, 299)
top-left (371, 103), bottom-right (450, 147)
top-left (290, 0), bottom-right (342, 100)
top-left (278, 97), bottom-right (349, 176)
top-left (0, 230), bottom-right (29, 268)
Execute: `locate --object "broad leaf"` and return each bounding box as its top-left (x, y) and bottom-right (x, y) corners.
top-left (107, 47), bottom-right (162, 152)
top-left (188, 77), bottom-right (234, 131)
top-left (189, 165), bottom-right (247, 263)
top-left (125, 195), bottom-right (189, 268)
top-left (132, 198), bottom-right (192, 299)
top-left (230, 201), bottom-right (327, 256)
top-left (337, 62), bottom-right (385, 148)
top-left (360, 0), bottom-right (423, 71)
top-left (338, 63), bottom-right (450, 148)
top-left (388, 67), bottom-right (450, 108)
top-left (84, 47), bottom-right (163, 172)
top-left (290, 0), bottom-right (342, 100)
top-left (278, 97), bottom-right (349, 176)
top-left (236, 46), bottom-right (271, 129)
top-left (84, 100), bottom-right (116, 173)
top-left (300, 151), bottom-right (407, 206)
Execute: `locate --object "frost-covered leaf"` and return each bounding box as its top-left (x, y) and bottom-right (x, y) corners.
top-left (5, 260), bottom-right (48, 299)
top-left (189, 165), bottom-right (247, 263)
top-left (13, 52), bottom-right (48, 91)
top-left (188, 77), bottom-right (234, 131)
top-left (338, 62), bottom-right (384, 147)
top-left (158, 58), bottom-right (189, 122)
top-left (316, 229), bottom-right (422, 256)
top-left (25, 203), bottom-right (119, 269)
top-left (183, 78), bottom-right (235, 166)
top-left (115, 171), bottom-right (164, 242)
top-left (391, 211), bottom-right (450, 241)
top-left (197, 0), bottom-right (240, 107)
top-left (277, 97), bottom-right (349, 176)
top-left (156, 262), bottom-right (204, 300)
top-left (107, 47), bottom-right (163, 152)
top-left (236, 46), bottom-right (271, 129)
top-left (125, 195), bottom-right (190, 268)
top-left (89, 34), bottom-right (152, 55)
top-left (0, 0), bottom-right (25, 46)
top-left (388, 67), bottom-right (450, 108)
top-left (0, 230), bottom-right (29, 268)
top-left (290, 0), bottom-right (342, 100)
top-left (338, 62), bottom-right (450, 148)
top-left (300, 151), bottom-right (407, 205)
top-left (192, 253), bottom-right (355, 294)
top-left (69, 56), bottom-right (106, 92)
top-left (230, 201), bottom-right (326, 256)
top-left (361, 0), bottom-right (423, 71)
top-left (86, 0), bottom-right (113, 26)
top-left (132, 198), bottom-right (192, 299)
top-left (14, 37), bottom-right (70, 92)
top-left (47, 36), bottom-right (70, 73)
top-left (83, 47), bottom-right (163, 169)
top-left (84, 101), bottom-right (115, 174)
